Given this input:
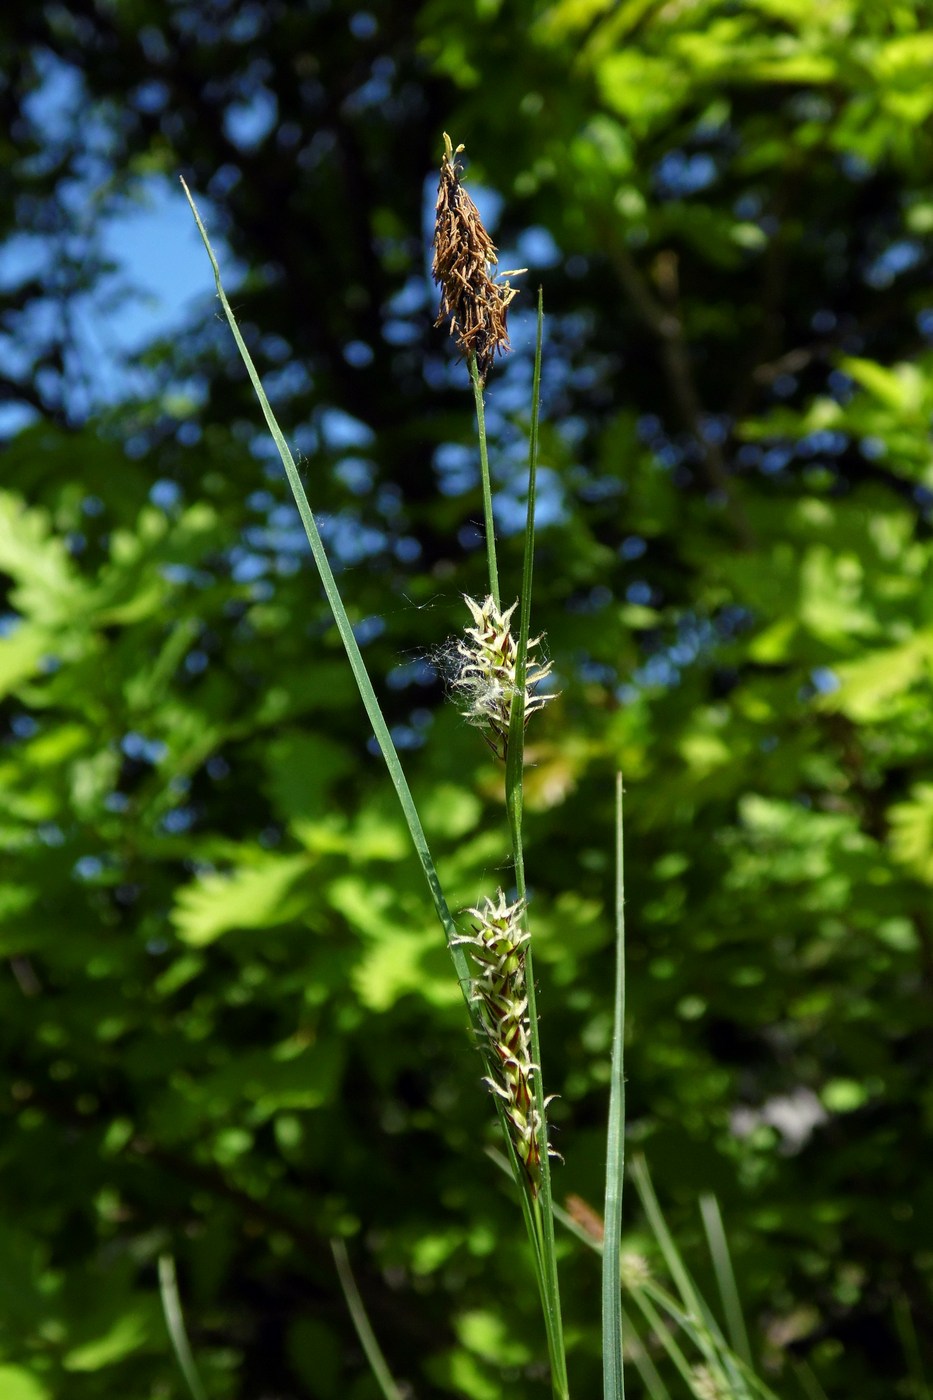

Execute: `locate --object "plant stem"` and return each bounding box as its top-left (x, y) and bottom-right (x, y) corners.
top-left (331, 1239), bottom-right (404, 1400)
top-left (602, 773), bottom-right (626, 1400)
top-left (158, 1255), bottom-right (209, 1400)
top-left (469, 351), bottom-right (500, 609)
top-left (700, 1193), bottom-right (751, 1367)
top-left (501, 291), bottom-right (568, 1399)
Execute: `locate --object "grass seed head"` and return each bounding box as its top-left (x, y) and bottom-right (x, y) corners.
top-left (432, 133), bottom-right (523, 382)
top-left (451, 595), bottom-right (554, 761)
top-left (452, 889), bottom-right (549, 1193)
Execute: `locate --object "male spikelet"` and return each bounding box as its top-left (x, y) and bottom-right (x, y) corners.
top-left (454, 889), bottom-right (551, 1193)
top-left (432, 133), bottom-right (523, 381)
top-left (451, 595), bottom-right (553, 761)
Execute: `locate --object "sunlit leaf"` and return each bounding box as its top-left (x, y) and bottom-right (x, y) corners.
top-left (172, 853), bottom-right (312, 945)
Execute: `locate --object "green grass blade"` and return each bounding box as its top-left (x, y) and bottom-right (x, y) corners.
top-left (469, 352), bottom-right (500, 609)
top-left (504, 287), bottom-right (545, 861)
top-left (501, 289), bottom-right (568, 1400)
top-left (180, 179), bottom-right (472, 1000)
top-left (331, 1239), bottom-right (405, 1400)
top-left (158, 1255), bottom-right (209, 1400)
top-left (631, 1157), bottom-right (733, 1350)
top-left (621, 1305), bottom-right (671, 1400)
top-left (635, 1280), bottom-right (777, 1400)
top-left (641, 1279), bottom-right (781, 1400)
top-left (793, 1361), bottom-right (831, 1400)
top-left (602, 773), bottom-right (626, 1400)
top-left (630, 1158), bottom-right (761, 1399)
top-left (893, 1295), bottom-right (930, 1400)
top-left (699, 1192), bottom-right (752, 1366)
top-left (627, 1284), bottom-right (703, 1392)
top-left (552, 1184), bottom-right (782, 1400)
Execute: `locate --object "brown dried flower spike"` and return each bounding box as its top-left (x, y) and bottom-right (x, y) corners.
top-left (432, 133), bottom-right (524, 382)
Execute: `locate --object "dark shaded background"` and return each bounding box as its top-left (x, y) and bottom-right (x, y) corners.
top-left (2, 1), bottom-right (933, 1396)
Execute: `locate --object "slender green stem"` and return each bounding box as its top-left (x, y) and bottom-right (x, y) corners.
top-left (158, 1255), bottom-right (209, 1400)
top-left (632, 1156), bottom-right (751, 1394)
top-left (627, 1287), bottom-right (699, 1393)
top-left (501, 291), bottom-right (567, 1399)
top-left (638, 1281), bottom-right (776, 1400)
top-left (893, 1296), bottom-right (930, 1400)
top-left (553, 1174), bottom-right (781, 1400)
top-left (602, 773), bottom-right (626, 1400)
top-left (793, 1362), bottom-right (832, 1400)
top-left (631, 1156), bottom-right (720, 1336)
top-left (505, 287), bottom-right (545, 1133)
top-left (469, 351), bottom-right (500, 608)
top-left (621, 1305), bottom-right (671, 1400)
top-left (331, 1239), bottom-right (404, 1400)
top-left (700, 1193), bottom-right (751, 1367)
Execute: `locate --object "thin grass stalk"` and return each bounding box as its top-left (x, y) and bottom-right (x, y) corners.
top-left (503, 289), bottom-right (544, 849)
top-left (631, 1156), bottom-right (706, 1321)
top-left (331, 1239), bottom-right (405, 1400)
top-left (893, 1295), bottom-right (931, 1400)
top-left (631, 1153), bottom-right (751, 1396)
top-left (621, 1305), bottom-right (672, 1400)
top-left (602, 772), bottom-right (626, 1400)
top-left (180, 180), bottom-right (477, 1002)
top-left (553, 1175), bottom-right (780, 1400)
top-left (434, 137), bottom-right (561, 1386)
top-left (158, 1255), bottom-right (209, 1400)
top-left (699, 1193), bottom-right (752, 1367)
top-left (634, 1279), bottom-right (778, 1400)
top-left (639, 1280), bottom-right (780, 1400)
top-left (792, 1362), bottom-right (832, 1400)
top-left (627, 1271), bottom-right (778, 1400)
top-left (182, 184), bottom-right (544, 1276)
top-left (498, 291), bottom-right (568, 1399)
top-left (627, 1284), bottom-right (706, 1394)
top-left (469, 351), bottom-right (500, 610)
top-left (641, 1272), bottom-right (748, 1400)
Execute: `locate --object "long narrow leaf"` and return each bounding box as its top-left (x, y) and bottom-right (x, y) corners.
top-left (551, 1168), bottom-right (780, 1400)
top-left (180, 179), bottom-right (471, 997)
top-left (621, 1305), bottom-right (671, 1400)
top-left (627, 1148), bottom-right (728, 1366)
top-left (158, 1255), bottom-right (209, 1400)
top-left (893, 1295), bottom-right (931, 1400)
top-left (700, 1192), bottom-right (752, 1366)
top-left (501, 290), bottom-right (568, 1400)
top-left (331, 1239), bottom-right (404, 1400)
top-left (602, 773), bottom-right (626, 1400)
top-left (627, 1284), bottom-right (703, 1392)
top-left (793, 1362), bottom-right (832, 1400)
top-left (640, 1279), bottom-right (780, 1400)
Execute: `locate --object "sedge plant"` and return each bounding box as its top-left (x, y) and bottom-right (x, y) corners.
top-left (178, 135), bottom-right (797, 1400)
top-left (181, 135), bottom-right (571, 1398)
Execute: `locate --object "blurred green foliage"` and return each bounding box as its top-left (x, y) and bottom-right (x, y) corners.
top-left (2, 0), bottom-right (933, 1395)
